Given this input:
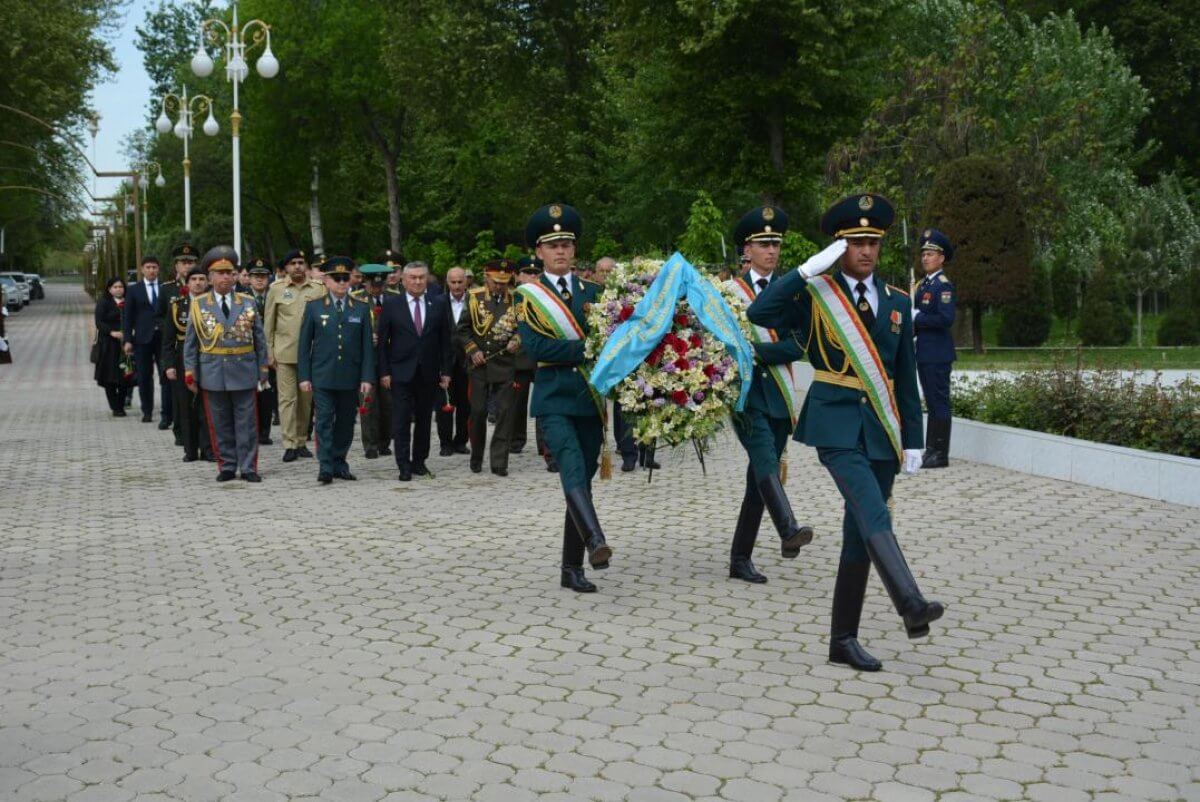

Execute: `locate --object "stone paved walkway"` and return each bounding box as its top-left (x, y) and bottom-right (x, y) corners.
top-left (1, 283), bottom-right (1198, 802)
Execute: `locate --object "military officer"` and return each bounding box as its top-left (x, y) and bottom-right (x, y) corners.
top-left (914, 228), bottom-right (957, 468)
top-left (515, 203), bottom-right (612, 593)
top-left (725, 206), bottom-right (816, 584)
top-left (511, 258), bottom-right (541, 457)
top-left (458, 259), bottom-right (521, 476)
top-left (184, 246), bottom-right (270, 482)
top-left (159, 241), bottom-right (200, 445)
top-left (265, 248), bottom-right (326, 462)
top-left (298, 257), bottom-right (375, 483)
top-left (352, 266), bottom-right (393, 459)
top-left (748, 193), bottom-right (944, 672)
top-left (246, 258), bottom-right (276, 445)
top-left (163, 265), bottom-right (212, 462)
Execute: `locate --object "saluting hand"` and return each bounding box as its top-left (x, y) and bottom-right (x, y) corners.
top-left (797, 239), bottom-right (848, 279)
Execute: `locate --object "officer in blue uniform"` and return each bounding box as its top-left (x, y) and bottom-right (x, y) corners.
top-left (749, 194), bottom-right (945, 672)
top-left (914, 228), bottom-right (956, 468)
top-left (298, 257), bottom-right (376, 484)
top-left (516, 203), bottom-right (613, 593)
top-left (727, 205), bottom-right (815, 584)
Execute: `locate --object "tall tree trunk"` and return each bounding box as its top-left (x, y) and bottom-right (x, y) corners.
top-left (309, 160), bottom-right (325, 257)
top-left (383, 153), bottom-right (401, 254)
top-left (765, 111), bottom-right (785, 204)
top-left (361, 101), bottom-right (404, 255)
top-left (972, 301), bottom-right (984, 353)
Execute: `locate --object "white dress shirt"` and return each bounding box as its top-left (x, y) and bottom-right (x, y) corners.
top-left (748, 268), bottom-right (773, 294)
top-left (845, 273), bottom-right (878, 316)
top-left (213, 291), bottom-right (231, 317)
top-left (449, 293), bottom-right (466, 325)
top-left (144, 279), bottom-right (159, 306)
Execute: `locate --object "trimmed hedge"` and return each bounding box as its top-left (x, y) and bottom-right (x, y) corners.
top-left (952, 366), bottom-right (1200, 459)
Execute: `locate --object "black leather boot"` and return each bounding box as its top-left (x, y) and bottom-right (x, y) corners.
top-left (560, 565), bottom-right (596, 593)
top-left (565, 487), bottom-right (612, 569)
top-left (864, 530), bottom-right (944, 638)
top-left (560, 512), bottom-right (596, 592)
top-left (729, 477), bottom-right (767, 583)
top-left (756, 474), bottom-right (814, 558)
top-left (922, 418), bottom-right (950, 469)
top-left (828, 560), bottom-right (881, 671)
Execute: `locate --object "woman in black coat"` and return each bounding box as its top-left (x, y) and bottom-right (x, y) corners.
top-left (94, 277), bottom-right (131, 416)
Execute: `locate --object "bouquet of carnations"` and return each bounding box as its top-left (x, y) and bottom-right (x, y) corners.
top-left (585, 258), bottom-right (753, 446)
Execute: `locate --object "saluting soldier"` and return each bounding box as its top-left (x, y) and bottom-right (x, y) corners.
top-left (183, 246), bottom-right (270, 482)
top-left (163, 265), bottom-right (212, 462)
top-left (298, 257), bottom-right (375, 483)
top-left (265, 248), bottom-right (325, 462)
top-left (458, 259), bottom-right (521, 476)
top-left (352, 265), bottom-right (393, 459)
top-left (749, 194), bottom-right (944, 672)
top-left (246, 258), bottom-right (276, 445)
top-left (724, 206), bottom-right (815, 584)
top-left (914, 228), bottom-right (956, 468)
top-left (515, 203), bottom-right (613, 593)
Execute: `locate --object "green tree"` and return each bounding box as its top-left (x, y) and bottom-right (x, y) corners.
top-left (465, 229), bottom-right (499, 271)
top-left (998, 258), bottom-right (1054, 346)
top-left (1157, 250), bottom-right (1200, 345)
top-left (1078, 264), bottom-right (1132, 346)
top-left (676, 191), bottom-right (727, 265)
top-left (923, 156), bottom-right (1034, 351)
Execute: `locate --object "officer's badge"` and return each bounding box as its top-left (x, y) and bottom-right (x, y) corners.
top-left (860, 217), bottom-right (869, 227)
top-left (890, 309), bottom-right (901, 334)
top-left (283, 289), bottom-right (294, 300)
top-left (320, 313), bottom-right (329, 328)
top-left (183, 246), bottom-right (192, 255)
top-left (941, 291), bottom-right (953, 304)
top-left (923, 229), bottom-right (931, 239)
top-left (938, 274), bottom-right (949, 283)
top-left (762, 206), bottom-right (775, 221)
top-left (858, 195), bottom-right (874, 211)
top-left (549, 204), bottom-right (563, 219)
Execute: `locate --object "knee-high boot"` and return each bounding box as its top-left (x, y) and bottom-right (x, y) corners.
top-left (560, 511), bottom-right (596, 593)
top-left (565, 487), bottom-right (612, 569)
top-left (863, 530), bottom-right (944, 638)
top-left (756, 474), bottom-right (814, 558)
top-left (828, 560), bottom-right (881, 671)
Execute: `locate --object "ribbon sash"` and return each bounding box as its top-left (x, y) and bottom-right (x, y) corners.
top-left (807, 274), bottom-right (903, 460)
top-left (515, 282), bottom-right (583, 340)
top-left (727, 278), bottom-right (801, 425)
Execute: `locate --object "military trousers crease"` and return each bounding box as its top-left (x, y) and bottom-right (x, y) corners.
top-left (275, 362), bottom-right (313, 449)
top-left (539, 413), bottom-right (602, 567)
top-left (468, 371), bottom-right (515, 471)
top-left (202, 389), bottom-right (259, 476)
top-left (731, 409), bottom-right (792, 558)
top-left (172, 377), bottom-right (207, 458)
top-left (314, 388), bottom-right (358, 474)
top-left (917, 362), bottom-right (953, 421)
top-left (816, 443), bottom-right (898, 564)
top-left (360, 384), bottom-right (392, 452)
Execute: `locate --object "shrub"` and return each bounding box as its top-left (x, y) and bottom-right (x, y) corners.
top-left (1078, 268), bottom-right (1132, 346)
top-left (997, 260), bottom-right (1053, 346)
top-left (952, 365), bottom-right (1200, 458)
top-left (1158, 270), bottom-right (1200, 346)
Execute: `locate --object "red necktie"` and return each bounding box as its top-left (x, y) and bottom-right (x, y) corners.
top-left (413, 298), bottom-right (423, 335)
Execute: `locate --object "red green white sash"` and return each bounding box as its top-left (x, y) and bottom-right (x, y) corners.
top-left (807, 274), bottom-right (903, 460)
top-left (727, 277), bottom-right (802, 425)
top-left (515, 282), bottom-right (583, 340)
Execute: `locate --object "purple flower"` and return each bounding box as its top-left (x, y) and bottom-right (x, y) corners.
top-left (693, 391), bottom-right (705, 402)
top-left (662, 362), bottom-right (677, 374)
top-left (653, 398), bottom-right (667, 407)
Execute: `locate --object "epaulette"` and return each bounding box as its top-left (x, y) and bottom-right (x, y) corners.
top-left (887, 284), bottom-right (909, 298)
top-left (938, 274), bottom-right (950, 284)
top-left (384, 286), bottom-right (402, 295)
top-left (350, 289), bottom-right (368, 301)
top-left (468, 286), bottom-right (487, 295)
top-left (581, 278), bottom-right (602, 290)
top-left (233, 291), bottom-right (252, 303)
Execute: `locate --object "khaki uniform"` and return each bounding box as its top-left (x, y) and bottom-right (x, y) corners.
top-left (265, 278), bottom-right (326, 449)
top-left (456, 286), bottom-right (518, 472)
top-left (351, 288), bottom-right (392, 454)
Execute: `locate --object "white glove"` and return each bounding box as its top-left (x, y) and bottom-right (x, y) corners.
top-left (903, 449), bottom-right (923, 475)
top-left (796, 239), bottom-right (848, 279)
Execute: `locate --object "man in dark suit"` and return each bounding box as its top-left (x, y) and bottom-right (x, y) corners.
top-left (123, 254), bottom-right (172, 426)
top-left (377, 261), bottom-right (452, 481)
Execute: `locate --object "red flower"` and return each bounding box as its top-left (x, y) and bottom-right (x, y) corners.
top-left (671, 389), bottom-right (689, 405)
top-left (670, 337), bottom-right (688, 356)
top-left (441, 403), bottom-right (456, 413)
top-left (674, 357), bottom-right (690, 371)
top-left (512, 382), bottom-right (523, 391)
top-left (358, 405), bottom-right (369, 415)
top-left (618, 305), bottom-right (634, 321)
top-left (645, 345), bottom-right (665, 366)
top-left (116, 299), bottom-right (125, 309)
top-left (180, 286), bottom-right (189, 297)
top-left (703, 364), bottom-right (717, 378)
top-left (689, 334), bottom-right (702, 349)
top-left (184, 374), bottom-right (194, 386)
top-left (674, 313), bottom-right (689, 327)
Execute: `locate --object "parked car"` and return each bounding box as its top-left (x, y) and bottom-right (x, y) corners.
top-left (0, 273), bottom-right (30, 306)
top-left (25, 274), bottom-right (44, 300)
top-left (0, 276), bottom-right (21, 312)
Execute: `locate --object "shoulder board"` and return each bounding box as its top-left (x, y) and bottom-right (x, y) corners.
top-left (384, 287), bottom-right (402, 295)
top-left (887, 284), bottom-right (909, 298)
top-left (581, 278), bottom-right (602, 290)
top-left (938, 274), bottom-right (950, 284)
top-left (468, 286), bottom-right (487, 295)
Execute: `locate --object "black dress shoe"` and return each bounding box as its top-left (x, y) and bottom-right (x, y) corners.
top-left (282, 449), bottom-right (298, 463)
top-left (141, 413), bottom-right (153, 423)
top-left (241, 472), bottom-right (262, 483)
top-left (560, 566), bottom-right (597, 593)
top-left (829, 636), bottom-right (882, 672)
top-left (546, 461), bottom-right (559, 473)
top-left (398, 468), bottom-right (412, 482)
top-left (335, 469), bottom-right (357, 480)
top-left (113, 409), bottom-right (126, 417)
top-left (621, 456), bottom-right (638, 473)
top-left (174, 435), bottom-right (184, 447)
top-left (470, 462), bottom-right (483, 474)
top-left (492, 467), bottom-right (507, 477)
top-left (297, 445), bottom-right (313, 458)
top-left (182, 454), bottom-right (198, 463)
top-left (509, 445), bottom-right (524, 454)
top-left (216, 471), bottom-right (236, 482)
top-left (318, 472), bottom-right (333, 484)
top-left (730, 556), bottom-right (768, 584)
top-left (158, 419), bottom-right (171, 430)
top-left (412, 463), bottom-right (430, 476)
top-left (379, 446), bottom-right (392, 456)
top-left (439, 445), bottom-right (454, 456)
top-left (364, 448), bottom-right (379, 459)
top-left (453, 444), bottom-right (469, 454)
top-left (258, 436), bottom-right (273, 445)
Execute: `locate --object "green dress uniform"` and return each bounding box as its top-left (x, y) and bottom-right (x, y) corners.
top-left (515, 204), bottom-right (612, 592)
top-left (352, 279), bottom-right (392, 458)
top-left (748, 193), bottom-right (944, 672)
top-left (728, 206), bottom-right (816, 584)
top-left (458, 260), bottom-right (520, 475)
top-left (298, 259), bottom-right (376, 482)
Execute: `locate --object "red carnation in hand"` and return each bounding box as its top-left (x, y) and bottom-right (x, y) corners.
top-left (674, 313), bottom-right (689, 327)
top-left (674, 357), bottom-right (690, 371)
top-left (689, 334), bottom-right (702, 349)
top-left (703, 364), bottom-right (717, 378)
top-left (618, 305), bottom-right (634, 321)
top-left (671, 389), bottom-right (689, 405)
top-left (357, 405), bottom-right (369, 415)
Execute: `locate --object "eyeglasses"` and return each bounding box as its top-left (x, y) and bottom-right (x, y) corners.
top-left (330, 274), bottom-right (351, 283)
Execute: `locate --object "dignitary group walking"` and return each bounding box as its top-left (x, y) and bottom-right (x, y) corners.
top-left (97, 196), bottom-right (953, 672)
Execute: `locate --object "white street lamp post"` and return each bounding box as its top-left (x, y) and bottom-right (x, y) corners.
top-left (191, 1), bottom-right (278, 257)
top-left (155, 86), bottom-right (217, 233)
top-left (134, 160), bottom-right (164, 239)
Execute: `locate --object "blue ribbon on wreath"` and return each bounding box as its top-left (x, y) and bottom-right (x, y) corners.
top-left (589, 251), bottom-right (755, 411)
